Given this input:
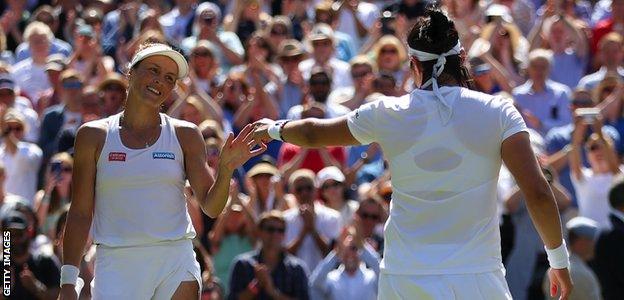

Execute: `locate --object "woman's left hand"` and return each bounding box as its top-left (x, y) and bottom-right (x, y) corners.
top-left (218, 124), bottom-right (267, 173)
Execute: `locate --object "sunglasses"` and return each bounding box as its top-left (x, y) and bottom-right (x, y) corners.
top-left (309, 79), bottom-right (330, 86)
top-left (380, 48), bottom-right (398, 54)
top-left (193, 50), bottom-right (212, 57)
top-left (271, 29), bottom-right (287, 36)
top-left (261, 225), bottom-right (286, 234)
top-left (4, 125), bottom-right (24, 133)
top-left (321, 181), bottom-right (342, 190)
top-left (202, 15), bottom-right (216, 24)
top-left (62, 166), bottom-right (73, 173)
top-left (359, 212), bottom-right (380, 221)
top-left (295, 185), bottom-right (314, 193)
top-left (351, 70), bottom-right (370, 79)
top-left (588, 144), bottom-right (601, 152)
top-left (63, 81), bottom-right (83, 89)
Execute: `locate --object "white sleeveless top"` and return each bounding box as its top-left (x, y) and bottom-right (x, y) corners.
top-left (92, 113), bottom-right (195, 247)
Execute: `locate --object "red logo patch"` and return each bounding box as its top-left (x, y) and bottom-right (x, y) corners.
top-left (108, 152), bottom-right (126, 162)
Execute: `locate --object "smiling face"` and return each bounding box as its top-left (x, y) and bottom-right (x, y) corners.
top-left (128, 55), bottom-right (178, 108)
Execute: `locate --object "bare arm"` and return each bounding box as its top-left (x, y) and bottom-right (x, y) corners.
top-left (61, 124), bottom-right (102, 289)
top-left (569, 120), bottom-right (587, 181)
top-left (278, 116), bottom-right (361, 147)
top-left (501, 132), bottom-right (564, 250)
top-left (179, 123), bottom-right (266, 218)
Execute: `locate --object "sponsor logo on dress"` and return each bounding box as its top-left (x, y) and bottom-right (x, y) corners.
top-left (153, 152), bottom-right (175, 160)
top-left (108, 152), bottom-right (126, 161)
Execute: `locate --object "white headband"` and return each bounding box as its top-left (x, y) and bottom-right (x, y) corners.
top-left (409, 42), bottom-right (462, 125)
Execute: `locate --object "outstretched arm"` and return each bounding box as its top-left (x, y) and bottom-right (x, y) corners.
top-left (253, 116), bottom-right (361, 147)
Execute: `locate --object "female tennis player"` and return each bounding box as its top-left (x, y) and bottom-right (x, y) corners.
top-left (254, 9), bottom-right (572, 300)
top-left (59, 43), bottom-right (266, 300)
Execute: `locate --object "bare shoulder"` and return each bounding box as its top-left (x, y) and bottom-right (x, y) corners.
top-left (74, 119), bottom-right (109, 161)
top-left (170, 117), bottom-right (203, 149)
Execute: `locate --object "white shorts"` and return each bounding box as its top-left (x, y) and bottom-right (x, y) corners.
top-left (378, 269), bottom-right (511, 300)
top-left (91, 239), bottom-right (201, 300)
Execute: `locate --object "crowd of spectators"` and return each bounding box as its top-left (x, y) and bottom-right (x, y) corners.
top-left (0, 0), bottom-right (624, 299)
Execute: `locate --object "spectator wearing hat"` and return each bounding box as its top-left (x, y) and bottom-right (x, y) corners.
top-left (328, 55), bottom-right (376, 110)
top-left (542, 217), bottom-right (602, 300)
top-left (1, 210), bottom-right (60, 299)
top-left (67, 24), bottom-right (115, 85)
top-left (469, 54), bottom-right (515, 94)
top-left (283, 169), bottom-right (341, 271)
top-left (512, 48), bottom-right (572, 135)
top-left (98, 72), bottom-right (127, 117)
top-left (276, 39), bottom-right (306, 118)
top-left (0, 74), bottom-right (39, 142)
top-left (578, 33), bottom-right (624, 90)
top-left (266, 16), bottom-right (294, 56)
top-left (317, 166), bottom-right (359, 226)
top-left (314, 1), bottom-right (357, 63)
top-left (228, 210), bottom-right (310, 300)
top-left (310, 229), bottom-right (381, 300)
top-left (246, 161), bottom-right (285, 216)
top-left (186, 40), bottom-right (223, 97)
top-left (299, 23), bottom-right (353, 90)
top-left (38, 69), bottom-right (84, 165)
top-left (593, 176), bottom-right (624, 299)
top-left (181, 2), bottom-right (245, 72)
top-left (11, 22), bottom-right (54, 105)
top-left (0, 108), bottom-right (42, 205)
top-left (37, 53), bottom-right (68, 110)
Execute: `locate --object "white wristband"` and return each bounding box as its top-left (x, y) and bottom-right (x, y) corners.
top-left (60, 265), bottom-right (80, 286)
top-left (267, 121), bottom-right (282, 141)
top-left (544, 240), bottom-right (570, 269)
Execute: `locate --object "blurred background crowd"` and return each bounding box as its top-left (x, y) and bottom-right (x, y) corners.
top-left (0, 0), bottom-right (623, 299)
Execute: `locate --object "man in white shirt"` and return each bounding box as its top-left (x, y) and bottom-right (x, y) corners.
top-left (0, 109), bottom-right (42, 206)
top-left (299, 24), bottom-right (353, 90)
top-left (310, 233), bottom-right (380, 300)
top-left (283, 169), bottom-right (342, 272)
top-left (11, 22), bottom-right (53, 106)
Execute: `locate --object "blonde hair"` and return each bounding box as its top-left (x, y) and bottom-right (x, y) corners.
top-left (288, 169), bottom-right (316, 188)
top-left (183, 95), bottom-right (208, 122)
top-left (23, 21), bottom-right (54, 42)
top-left (599, 32), bottom-right (624, 50)
top-left (50, 152), bottom-right (74, 167)
top-left (258, 210), bottom-right (286, 227)
top-left (349, 55), bottom-right (378, 73)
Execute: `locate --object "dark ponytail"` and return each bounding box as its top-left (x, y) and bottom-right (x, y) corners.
top-left (407, 8), bottom-right (473, 89)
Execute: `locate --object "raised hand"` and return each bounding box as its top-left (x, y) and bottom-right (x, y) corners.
top-left (218, 124), bottom-right (267, 172)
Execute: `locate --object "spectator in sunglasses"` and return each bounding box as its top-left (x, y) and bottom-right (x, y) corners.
top-left (38, 69), bottom-right (84, 166)
top-left (317, 166), bottom-right (359, 225)
top-left (0, 108), bottom-right (42, 205)
top-left (570, 116), bottom-right (622, 229)
top-left (182, 2), bottom-right (244, 72)
top-left (33, 152), bottom-right (73, 238)
top-left (328, 55), bottom-right (376, 111)
top-left (286, 67), bottom-right (350, 120)
top-left (354, 197), bottom-right (386, 254)
top-left (283, 169), bottom-right (341, 271)
top-left (0, 74), bottom-right (39, 142)
top-left (228, 210), bottom-right (309, 300)
top-left (310, 230), bottom-right (381, 300)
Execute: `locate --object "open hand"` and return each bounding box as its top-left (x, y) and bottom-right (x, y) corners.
top-left (218, 124), bottom-right (267, 172)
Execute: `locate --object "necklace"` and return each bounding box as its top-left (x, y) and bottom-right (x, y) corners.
top-left (119, 114), bottom-right (159, 148)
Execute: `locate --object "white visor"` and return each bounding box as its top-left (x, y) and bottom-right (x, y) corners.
top-left (129, 44), bottom-right (189, 79)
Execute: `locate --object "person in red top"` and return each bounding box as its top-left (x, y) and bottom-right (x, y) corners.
top-left (277, 143), bottom-right (346, 175)
top-left (591, 0), bottom-right (624, 53)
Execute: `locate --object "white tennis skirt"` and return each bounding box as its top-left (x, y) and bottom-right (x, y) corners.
top-left (378, 269), bottom-right (512, 300)
top-left (91, 239), bottom-right (201, 300)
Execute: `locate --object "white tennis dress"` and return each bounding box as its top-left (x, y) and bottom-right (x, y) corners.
top-left (90, 113), bottom-right (200, 299)
top-left (347, 87), bottom-right (527, 299)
